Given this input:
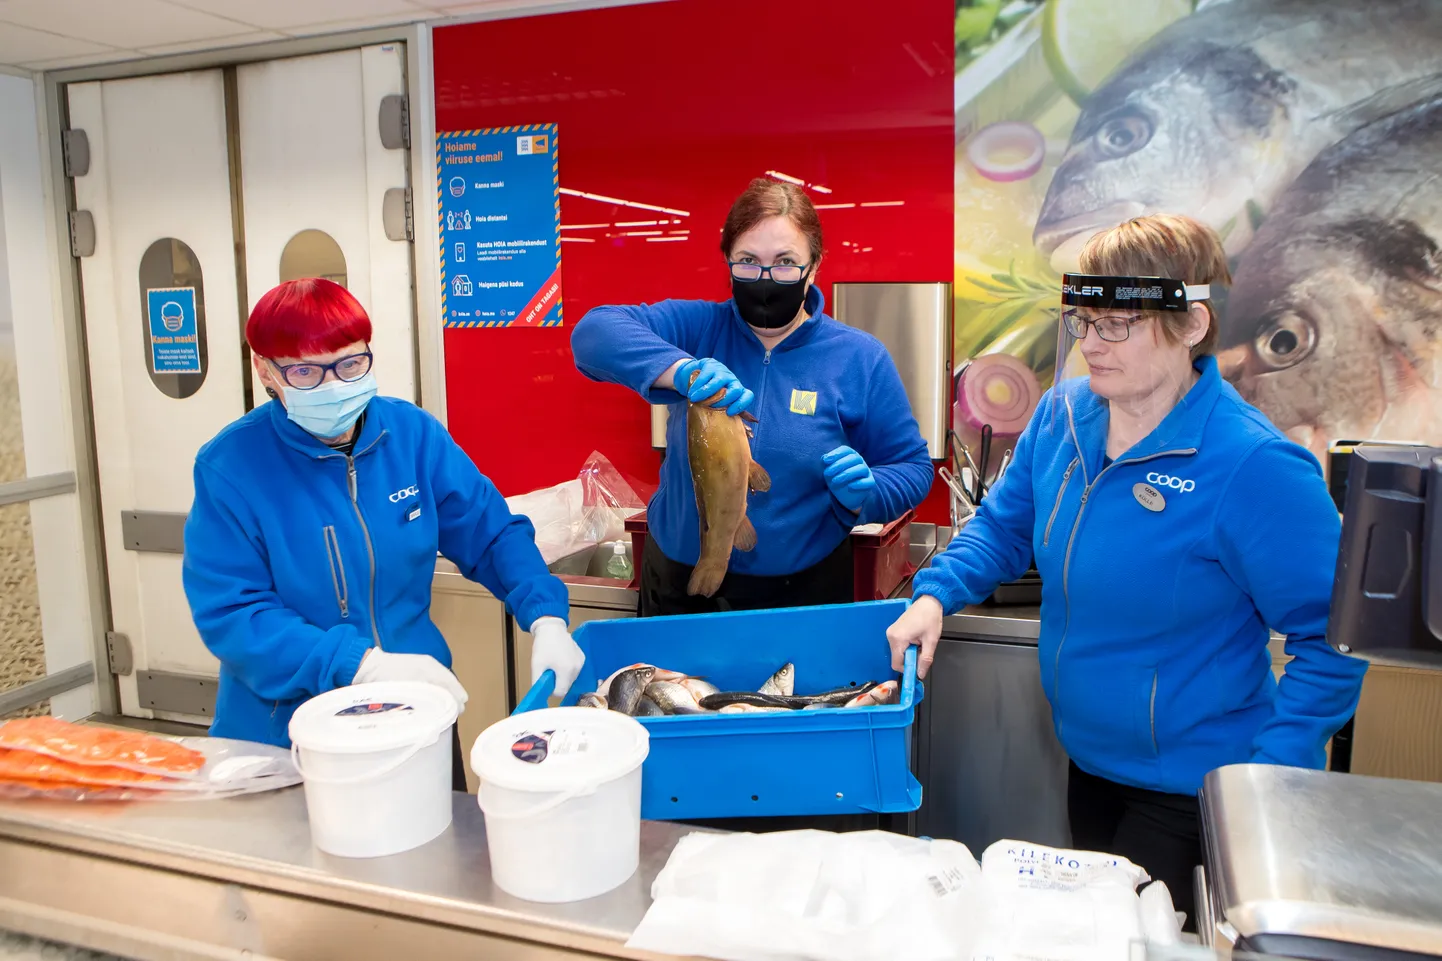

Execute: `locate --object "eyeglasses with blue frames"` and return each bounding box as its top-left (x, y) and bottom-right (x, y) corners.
top-left (269, 349), bottom-right (373, 390)
top-left (728, 261), bottom-right (811, 284)
top-left (1062, 309), bottom-right (1150, 344)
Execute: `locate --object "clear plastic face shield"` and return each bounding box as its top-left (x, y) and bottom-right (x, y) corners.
top-left (1053, 273), bottom-right (1212, 424)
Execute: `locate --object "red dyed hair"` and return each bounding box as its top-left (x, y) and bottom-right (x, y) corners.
top-left (719, 178), bottom-right (824, 266)
top-left (245, 278), bottom-right (372, 359)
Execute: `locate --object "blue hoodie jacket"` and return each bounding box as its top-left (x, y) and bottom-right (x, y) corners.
top-left (182, 397), bottom-right (569, 747)
top-left (571, 286), bottom-right (933, 576)
top-left (912, 357), bottom-right (1366, 795)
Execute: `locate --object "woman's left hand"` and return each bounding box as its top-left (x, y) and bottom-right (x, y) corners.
top-left (822, 446), bottom-right (876, 513)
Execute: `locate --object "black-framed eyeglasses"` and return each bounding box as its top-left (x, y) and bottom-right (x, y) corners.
top-left (269, 349), bottom-right (373, 390)
top-left (1062, 309), bottom-right (1148, 344)
top-left (729, 261), bottom-right (811, 284)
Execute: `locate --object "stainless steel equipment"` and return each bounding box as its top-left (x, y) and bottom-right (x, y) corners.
top-left (1199, 764), bottom-right (1442, 959)
top-left (832, 282), bottom-right (952, 460)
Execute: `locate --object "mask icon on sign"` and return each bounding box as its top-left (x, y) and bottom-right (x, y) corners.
top-left (160, 301), bottom-right (185, 332)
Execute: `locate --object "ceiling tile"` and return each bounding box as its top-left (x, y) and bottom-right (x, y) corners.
top-left (0, 21), bottom-right (116, 65)
top-left (171, 0), bottom-right (433, 31)
top-left (0, 0), bottom-right (256, 49)
top-left (19, 49), bottom-right (139, 70)
top-left (138, 29), bottom-right (286, 56)
top-left (283, 9), bottom-right (437, 36)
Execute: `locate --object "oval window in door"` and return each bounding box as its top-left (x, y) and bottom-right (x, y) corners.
top-left (137, 238), bottom-right (208, 400)
top-left (279, 229), bottom-right (347, 287)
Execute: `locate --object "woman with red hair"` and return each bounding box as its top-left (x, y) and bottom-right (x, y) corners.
top-left (182, 279), bottom-right (583, 786)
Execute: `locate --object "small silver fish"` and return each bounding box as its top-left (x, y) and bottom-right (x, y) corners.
top-left (758, 663), bottom-right (795, 697)
top-left (608, 666), bottom-right (656, 715)
top-left (577, 691), bottom-right (608, 710)
top-left (643, 680), bottom-right (710, 715)
top-left (597, 663), bottom-right (686, 698)
top-left (633, 697), bottom-right (665, 717)
top-left (680, 677), bottom-right (720, 700)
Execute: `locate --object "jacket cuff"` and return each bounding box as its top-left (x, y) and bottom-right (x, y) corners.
top-left (334, 633), bottom-right (373, 688)
top-left (910, 572), bottom-right (964, 616)
top-left (519, 599), bottom-right (571, 634)
top-left (636, 351), bottom-right (692, 404)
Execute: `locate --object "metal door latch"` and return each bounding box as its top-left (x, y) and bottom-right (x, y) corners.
top-left (62, 128), bottom-right (90, 177)
top-left (378, 94), bottom-right (409, 150)
top-left (106, 631), bottom-right (133, 676)
top-left (68, 210), bottom-right (95, 258)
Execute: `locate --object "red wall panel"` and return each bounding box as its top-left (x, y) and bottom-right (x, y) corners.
top-left (434, 0), bottom-right (953, 521)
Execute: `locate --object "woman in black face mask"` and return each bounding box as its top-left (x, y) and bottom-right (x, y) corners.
top-left (571, 178), bottom-right (933, 616)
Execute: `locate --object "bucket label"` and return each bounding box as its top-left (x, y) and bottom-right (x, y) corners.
top-left (511, 730), bottom-right (553, 763)
top-left (335, 702), bottom-right (413, 717)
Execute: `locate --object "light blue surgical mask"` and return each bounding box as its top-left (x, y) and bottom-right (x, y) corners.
top-left (282, 371), bottom-right (377, 440)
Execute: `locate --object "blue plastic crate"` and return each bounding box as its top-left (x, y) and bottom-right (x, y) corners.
top-left (512, 599), bottom-right (923, 820)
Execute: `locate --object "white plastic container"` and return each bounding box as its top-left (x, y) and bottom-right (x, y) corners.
top-left (289, 681), bottom-right (459, 859)
top-left (472, 706), bottom-right (649, 903)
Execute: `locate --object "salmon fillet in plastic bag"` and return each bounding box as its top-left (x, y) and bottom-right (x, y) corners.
top-left (0, 717), bottom-right (204, 774)
top-left (0, 747), bottom-right (172, 787)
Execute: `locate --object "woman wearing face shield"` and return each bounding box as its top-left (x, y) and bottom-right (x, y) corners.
top-left (885, 215), bottom-right (1366, 925)
top-left (182, 279), bottom-right (585, 786)
top-left (571, 178), bottom-right (933, 615)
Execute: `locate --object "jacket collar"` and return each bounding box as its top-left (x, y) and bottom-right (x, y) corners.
top-left (726, 283), bottom-right (829, 352)
top-left (1065, 355), bottom-right (1223, 473)
top-left (267, 399), bottom-right (388, 460)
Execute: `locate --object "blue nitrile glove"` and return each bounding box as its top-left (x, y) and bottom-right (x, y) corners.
top-left (822, 446), bottom-right (877, 514)
top-left (674, 358), bottom-right (754, 417)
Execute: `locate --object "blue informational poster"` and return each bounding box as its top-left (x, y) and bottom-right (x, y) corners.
top-left (437, 123), bottom-right (563, 329)
top-left (145, 286), bottom-right (202, 374)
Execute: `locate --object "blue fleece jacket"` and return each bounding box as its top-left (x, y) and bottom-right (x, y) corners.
top-left (913, 357), bottom-right (1367, 795)
top-left (182, 397), bottom-right (569, 747)
top-left (571, 286), bottom-right (933, 576)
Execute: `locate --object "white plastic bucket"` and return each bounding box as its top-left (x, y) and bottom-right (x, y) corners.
top-left (472, 707), bottom-right (649, 903)
top-left (289, 681), bottom-right (459, 859)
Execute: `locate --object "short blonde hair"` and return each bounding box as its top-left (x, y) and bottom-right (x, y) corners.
top-left (1078, 214), bottom-right (1231, 357)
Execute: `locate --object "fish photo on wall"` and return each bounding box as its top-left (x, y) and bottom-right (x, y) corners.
top-left (953, 0), bottom-right (1442, 466)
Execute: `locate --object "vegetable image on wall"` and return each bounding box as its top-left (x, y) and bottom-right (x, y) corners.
top-left (954, 0), bottom-right (1442, 462)
top-left (438, 123), bottom-right (563, 328)
top-left (145, 286), bottom-right (201, 375)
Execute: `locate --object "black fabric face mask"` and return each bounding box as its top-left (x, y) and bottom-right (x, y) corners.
top-left (732, 276), bottom-right (809, 329)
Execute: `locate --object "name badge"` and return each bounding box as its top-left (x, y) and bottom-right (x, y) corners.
top-left (1133, 483), bottom-right (1165, 512)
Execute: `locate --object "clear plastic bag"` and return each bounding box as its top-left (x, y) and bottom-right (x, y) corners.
top-left (0, 733), bottom-right (300, 801)
top-left (505, 451), bottom-right (649, 565)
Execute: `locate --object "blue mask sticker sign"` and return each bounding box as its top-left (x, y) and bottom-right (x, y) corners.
top-left (146, 286), bottom-right (202, 375)
top-left (437, 124), bottom-right (563, 329)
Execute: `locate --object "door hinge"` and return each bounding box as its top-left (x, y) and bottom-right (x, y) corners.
top-left (62, 128), bottom-right (90, 177)
top-left (106, 631), bottom-right (133, 676)
top-left (382, 186), bottom-right (413, 242)
top-left (378, 94), bottom-right (409, 150)
top-left (68, 210), bottom-right (95, 257)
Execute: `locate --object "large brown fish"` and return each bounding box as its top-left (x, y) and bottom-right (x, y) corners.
top-left (686, 371), bottom-right (771, 596)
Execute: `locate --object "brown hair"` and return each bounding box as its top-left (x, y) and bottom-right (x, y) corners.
top-left (719, 178), bottom-right (824, 268)
top-left (1078, 214), bottom-right (1231, 357)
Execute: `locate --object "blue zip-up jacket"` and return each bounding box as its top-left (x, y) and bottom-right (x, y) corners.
top-left (913, 356), bottom-right (1366, 795)
top-left (182, 397), bottom-right (569, 747)
top-left (571, 286), bottom-right (933, 576)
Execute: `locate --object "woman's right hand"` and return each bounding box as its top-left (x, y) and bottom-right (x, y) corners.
top-left (672, 358), bottom-right (754, 416)
top-left (887, 595), bottom-right (945, 679)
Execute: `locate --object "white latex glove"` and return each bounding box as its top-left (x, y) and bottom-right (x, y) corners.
top-left (353, 649), bottom-right (469, 711)
top-left (530, 616), bottom-right (585, 699)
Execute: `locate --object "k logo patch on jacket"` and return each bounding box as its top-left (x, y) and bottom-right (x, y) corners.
top-left (790, 389), bottom-right (818, 415)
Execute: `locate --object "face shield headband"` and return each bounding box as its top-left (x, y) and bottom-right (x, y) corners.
top-left (1059, 274), bottom-right (1211, 311)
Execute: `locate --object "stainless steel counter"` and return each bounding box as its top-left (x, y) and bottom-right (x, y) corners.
top-left (0, 789), bottom-right (695, 961)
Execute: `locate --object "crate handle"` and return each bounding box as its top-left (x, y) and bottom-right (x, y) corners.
top-left (512, 669), bottom-right (556, 716)
top-left (901, 647), bottom-right (918, 706)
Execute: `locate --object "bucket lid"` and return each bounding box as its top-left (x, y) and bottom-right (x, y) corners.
top-left (471, 707), bottom-right (649, 792)
top-left (289, 681), bottom-right (459, 754)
